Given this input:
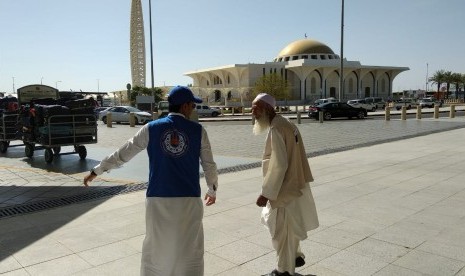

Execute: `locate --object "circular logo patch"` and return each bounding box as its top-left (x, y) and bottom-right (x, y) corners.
top-left (160, 129), bottom-right (189, 157)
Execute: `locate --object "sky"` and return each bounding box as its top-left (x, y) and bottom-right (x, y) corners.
top-left (1, 0), bottom-right (464, 95)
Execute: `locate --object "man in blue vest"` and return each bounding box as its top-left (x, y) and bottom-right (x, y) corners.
top-left (83, 85), bottom-right (218, 276)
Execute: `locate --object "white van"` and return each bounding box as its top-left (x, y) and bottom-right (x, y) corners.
top-left (313, 97), bottom-right (338, 106)
top-left (157, 101), bottom-right (169, 118)
top-left (364, 97), bottom-right (386, 110)
top-left (347, 99), bottom-right (376, 112)
top-left (195, 104), bottom-right (221, 117)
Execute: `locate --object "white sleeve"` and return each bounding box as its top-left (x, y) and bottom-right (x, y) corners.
top-left (92, 125), bottom-right (150, 175)
top-left (261, 128), bottom-right (288, 200)
top-left (200, 127), bottom-right (218, 197)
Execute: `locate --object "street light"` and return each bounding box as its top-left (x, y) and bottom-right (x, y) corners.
top-left (12, 77), bottom-right (15, 93)
top-left (339, 0), bottom-right (344, 102)
top-left (55, 81), bottom-right (62, 90)
top-left (425, 62), bottom-right (429, 92)
top-left (149, 0), bottom-right (154, 89)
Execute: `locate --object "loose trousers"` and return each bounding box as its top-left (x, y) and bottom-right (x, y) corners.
top-left (261, 186), bottom-right (319, 275)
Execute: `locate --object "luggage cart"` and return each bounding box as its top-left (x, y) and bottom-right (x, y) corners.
top-left (0, 112), bottom-right (21, 153)
top-left (23, 113), bottom-right (98, 163)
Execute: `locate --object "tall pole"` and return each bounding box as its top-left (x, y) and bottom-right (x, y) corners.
top-left (426, 62), bottom-right (429, 93)
top-left (97, 79), bottom-right (100, 92)
top-left (12, 77), bottom-right (15, 93)
top-left (149, 0), bottom-right (154, 89)
top-left (55, 80), bottom-right (62, 89)
top-left (339, 0), bottom-right (344, 102)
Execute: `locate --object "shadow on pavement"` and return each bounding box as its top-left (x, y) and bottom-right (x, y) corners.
top-left (1, 143), bottom-right (100, 174)
top-left (22, 154), bottom-right (100, 174)
top-left (0, 185), bottom-right (138, 262)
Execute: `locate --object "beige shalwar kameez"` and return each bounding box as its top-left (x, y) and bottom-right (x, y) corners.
top-left (260, 115), bottom-right (319, 275)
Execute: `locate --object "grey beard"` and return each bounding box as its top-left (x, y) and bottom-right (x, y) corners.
top-left (253, 115), bottom-right (270, 135)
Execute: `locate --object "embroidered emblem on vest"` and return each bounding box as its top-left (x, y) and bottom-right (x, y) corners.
top-left (160, 129), bottom-right (189, 157)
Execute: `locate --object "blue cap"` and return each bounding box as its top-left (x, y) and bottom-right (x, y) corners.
top-left (168, 86), bottom-right (202, 105)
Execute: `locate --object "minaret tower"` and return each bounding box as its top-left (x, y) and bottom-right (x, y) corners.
top-left (130, 0), bottom-right (146, 87)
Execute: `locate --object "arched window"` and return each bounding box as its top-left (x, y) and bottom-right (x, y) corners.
top-left (311, 77), bottom-right (316, 94)
top-left (214, 90), bottom-right (221, 102)
top-left (349, 78), bottom-right (354, 94)
top-left (381, 79), bottom-right (386, 93)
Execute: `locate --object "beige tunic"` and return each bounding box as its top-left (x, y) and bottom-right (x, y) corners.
top-left (260, 115), bottom-right (319, 274)
top-left (261, 115), bottom-right (319, 235)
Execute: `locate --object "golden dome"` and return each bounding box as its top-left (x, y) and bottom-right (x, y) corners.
top-left (277, 39), bottom-right (335, 58)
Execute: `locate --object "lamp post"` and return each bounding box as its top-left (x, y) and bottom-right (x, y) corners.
top-left (339, 0), bottom-right (344, 102)
top-left (425, 62), bottom-right (429, 93)
top-left (12, 77), bottom-right (15, 93)
top-left (55, 81), bottom-right (62, 90)
top-left (97, 79), bottom-right (100, 92)
top-left (149, 0), bottom-right (154, 89)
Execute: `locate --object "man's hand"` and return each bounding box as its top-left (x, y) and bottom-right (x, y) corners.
top-left (204, 194), bottom-right (216, 206)
top-left (256, 195), bottom-right (268, 207)
top-left (83, 173), bottom-right (97, 187)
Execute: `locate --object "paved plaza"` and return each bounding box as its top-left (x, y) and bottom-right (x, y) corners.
top-left (1, 113), bottom-right (465, 275)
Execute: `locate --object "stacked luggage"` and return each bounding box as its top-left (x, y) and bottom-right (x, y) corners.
top-left (0, 97), bottom-right (20, 153)
top-left (17, 97), bottom-right (98, 162)
top-left (12, 84), bottom-right (98, 163)
top-left (19, 98), bottom-right (96, 144)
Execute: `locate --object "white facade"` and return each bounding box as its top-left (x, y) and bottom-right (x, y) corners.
top-left (185, 39), bottom-right (409, 106)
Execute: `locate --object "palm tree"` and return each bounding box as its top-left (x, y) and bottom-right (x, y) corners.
top-left (443, 71), bottom-right (454, 99)
top-left (429, 70), bottom-right (445, 98)
top-left (461, 73), bottom-right (465, 101)
top-left (451, 72), bottom-right (462, 99)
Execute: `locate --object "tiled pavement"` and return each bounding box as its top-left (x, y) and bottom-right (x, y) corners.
top-left (1, 111), bottom-right (465, 275)
top-left (1, 109), bottom-right (465, 207)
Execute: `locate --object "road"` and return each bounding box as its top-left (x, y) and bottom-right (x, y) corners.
top-left (95, 112), bottom-right (465, 161)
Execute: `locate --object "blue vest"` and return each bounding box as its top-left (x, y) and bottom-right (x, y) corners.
top-left (146, 115), bottom-right (202, 197)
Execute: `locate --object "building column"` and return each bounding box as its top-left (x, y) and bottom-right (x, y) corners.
top-left (300, 79), bottom-right (306, 100)
top-left (322, 79), bottom-right (327, 98)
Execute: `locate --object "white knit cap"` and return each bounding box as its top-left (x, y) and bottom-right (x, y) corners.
top-left (253, 93), bottom-right (276, 107)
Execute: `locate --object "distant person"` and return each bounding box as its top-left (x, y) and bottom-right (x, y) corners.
top-left (87, 96), bottom-right (100, 107)
top-left (83, 85), bottom-right (218, 276)
top-left (252, 93), bottom-right (319, 276)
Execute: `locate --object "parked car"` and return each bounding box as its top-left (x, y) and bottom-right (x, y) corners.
top-left (347, 99), bottom-right (376, 112)
top-left (308, 102), bottom-right (367, 120)
top-left (418, 97), bottom-right (443, 108)
top-left (195, 104), bottom-right (221, 117)
top-left (365, 97), bottom-right (386, 110)
top-left (394, 98), bottom-right (418, 110)
top-left (311, 97), bottom-right (338, 107)
top-left (94, 106), bottom-right (110, 117)
top-left (99, 106), bottom-right (152, 124)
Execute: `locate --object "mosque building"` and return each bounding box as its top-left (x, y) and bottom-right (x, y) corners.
top-left (184, 38), bottom-right (409, 105)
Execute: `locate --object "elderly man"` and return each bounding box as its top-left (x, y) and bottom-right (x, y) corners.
top-left (84, 86), bottom-right (218, 276)
top-left (252, 93), bottom-right (319, 276)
